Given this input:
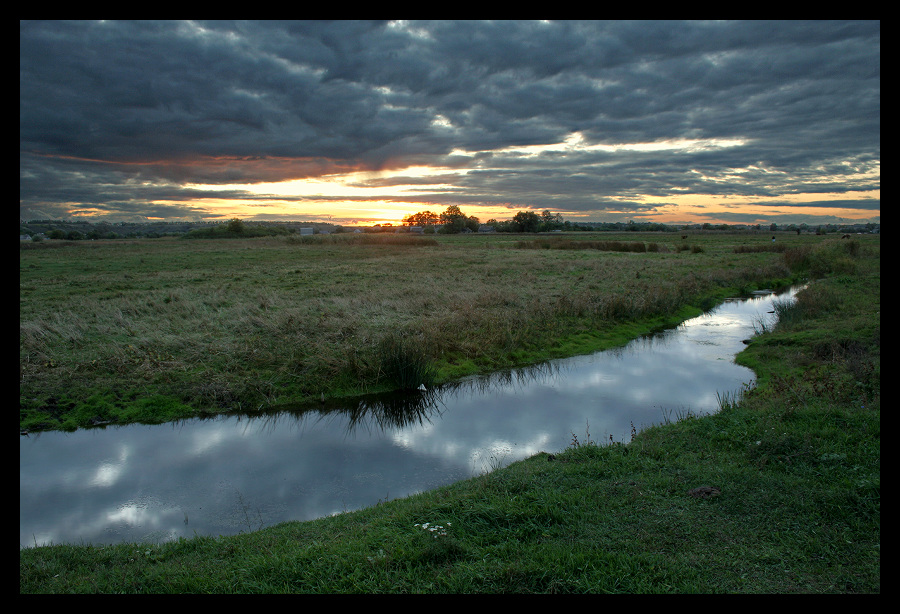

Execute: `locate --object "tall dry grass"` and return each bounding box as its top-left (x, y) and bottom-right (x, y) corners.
top-left (21, 233), bottom-right (802, 423)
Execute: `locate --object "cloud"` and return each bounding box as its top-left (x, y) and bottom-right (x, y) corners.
top-left (20, 20), bottom-right (880, 223)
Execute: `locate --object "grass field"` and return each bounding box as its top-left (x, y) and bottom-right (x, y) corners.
top-left (19, 231), bottom-right (879, 593)
top-left (21, 230), bottom-right (807, 432)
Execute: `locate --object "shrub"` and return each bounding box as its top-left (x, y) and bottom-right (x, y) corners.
top-left (226, 218), bottom-right (245, 234)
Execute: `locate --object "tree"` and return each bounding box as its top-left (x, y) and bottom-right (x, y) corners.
top-left (512, 210), bottom-right (541, 233)
top-left (439, 205), bottom-right (466, 232)
top-left (438, 205), bottom-right (481, 233)
top-left (540, 210), bottom-right (554, 231)
top-left (403, 211), bottom-right (440, 227)
top-left (227, 218), bottom-right (245, 234)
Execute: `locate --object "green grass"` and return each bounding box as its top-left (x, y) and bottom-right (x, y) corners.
top-left (20, 232), bottom-right (878, 593)
top-left (20, 231), bottom-right (816, 432)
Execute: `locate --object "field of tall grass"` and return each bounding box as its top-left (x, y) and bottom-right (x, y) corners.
top-left (19, 231), bottom-right (845, 432)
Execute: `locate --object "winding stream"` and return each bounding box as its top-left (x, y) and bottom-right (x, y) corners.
top-left (20, 286), bottom-right (801, 548)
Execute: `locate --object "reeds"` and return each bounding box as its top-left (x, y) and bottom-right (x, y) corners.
top-left (783, 239), bottom-right (860, 276)
top-left (374, 331), bottom-right (436, 390)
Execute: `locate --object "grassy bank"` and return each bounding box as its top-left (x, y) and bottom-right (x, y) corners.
top-left (20, 233), bottom-right (878, 593)
top-left (21, 231), bottom-right (807, 432)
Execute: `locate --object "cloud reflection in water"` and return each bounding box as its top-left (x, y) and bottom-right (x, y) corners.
top-left (20, 287), bottom-right (800, 547)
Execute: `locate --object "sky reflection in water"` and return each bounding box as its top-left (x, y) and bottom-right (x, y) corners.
top-left (20, 288), bottom-right (798, 548)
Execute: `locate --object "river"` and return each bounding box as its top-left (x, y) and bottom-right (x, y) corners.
top-left (20, 286), bottom-right (800, 548)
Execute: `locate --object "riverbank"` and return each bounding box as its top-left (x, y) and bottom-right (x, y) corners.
top-left (20, 235), bottom-right (878, 593)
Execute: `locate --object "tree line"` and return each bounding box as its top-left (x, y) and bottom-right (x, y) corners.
top-left (21, 213), bottom-right (880, 241)
top-left (402, 206), bottom-right (570, 233)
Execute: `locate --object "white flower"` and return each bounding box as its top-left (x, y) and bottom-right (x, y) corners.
top-left (415, 521), bottom-right (449, 537)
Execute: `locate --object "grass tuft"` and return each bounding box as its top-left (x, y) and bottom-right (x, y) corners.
top-left (374, 331), bottom-right (436, 390)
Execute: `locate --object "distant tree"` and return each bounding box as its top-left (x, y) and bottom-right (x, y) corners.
top-left (512, 210), bottom-right (541, 233)
top-left (540, 210), bottom-right (554, 231)
top-left (439, 205), bottom-right (467, 232)
top-left (436, 205), bottom-right (480, 233)
top-left (227, 218), bottom-right (245, 234)
top-left (403, 211), bottom-right (440, 227)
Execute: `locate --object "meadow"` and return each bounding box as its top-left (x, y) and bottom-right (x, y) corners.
top-left (19, 230), bottom-right (879, 592)
top-left (21, 230), bottom-right (805, 432)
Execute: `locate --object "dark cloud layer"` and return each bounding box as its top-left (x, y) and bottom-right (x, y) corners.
top-left (20, 20), bottom-right (880, 224)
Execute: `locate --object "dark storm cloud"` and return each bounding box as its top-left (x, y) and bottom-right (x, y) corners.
top-left (20, 20), bottom-right (879, 222)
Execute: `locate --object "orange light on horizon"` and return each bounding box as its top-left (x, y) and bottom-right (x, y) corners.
top-left (35, 134), bottom-right (878, 225)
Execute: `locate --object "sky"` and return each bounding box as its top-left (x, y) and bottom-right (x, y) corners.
top-left (20, 20), bottom-right (880, 227)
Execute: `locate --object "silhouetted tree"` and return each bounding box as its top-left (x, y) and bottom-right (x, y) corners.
top-left (403, 211), bottom-right (440, 227)
top-left (512, 210), bottom-right (541, 232)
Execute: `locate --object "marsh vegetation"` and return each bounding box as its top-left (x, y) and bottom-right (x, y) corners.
top-left (20, 231), bottom-right (814, 432)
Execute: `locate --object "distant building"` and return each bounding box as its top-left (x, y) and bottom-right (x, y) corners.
top-left (300, 228), bottom-right (314, 236)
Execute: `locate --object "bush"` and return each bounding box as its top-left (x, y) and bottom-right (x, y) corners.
top-left (227, 218), bottom-right (245, 234)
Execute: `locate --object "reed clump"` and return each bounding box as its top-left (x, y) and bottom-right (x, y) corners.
top-left (782, 239), bottom-right (860, 277)
top-left (374, 331), bottom-right (436, 390)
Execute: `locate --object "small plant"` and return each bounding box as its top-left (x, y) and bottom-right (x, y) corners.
top-left (413, 521), bottom-right (450, 538)
top-left (570, 420), bottom-right (595, 448)
top-left (375, 332), bottom-right (435, 390)
top-left (660, 406), bottom-right (700, 424)
top-left (472, 447), bottom-right (510, 474)
top-left (235, 489), bottom-right (265, 533)
top-left (716, 381), bottom-right (754, 412)
top-left (410, 520), bottom-right (468, 564)
top-left (715, 389), bottom-right (740, 412)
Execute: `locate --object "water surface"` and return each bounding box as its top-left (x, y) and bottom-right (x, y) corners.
top-left (20, 287), bottom-right (799, 548)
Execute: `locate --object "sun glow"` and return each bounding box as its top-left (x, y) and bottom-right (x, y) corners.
top-left (189, 166), bottom-right (459, 199)
top-left (172, 130), bottom-right (876, 226)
